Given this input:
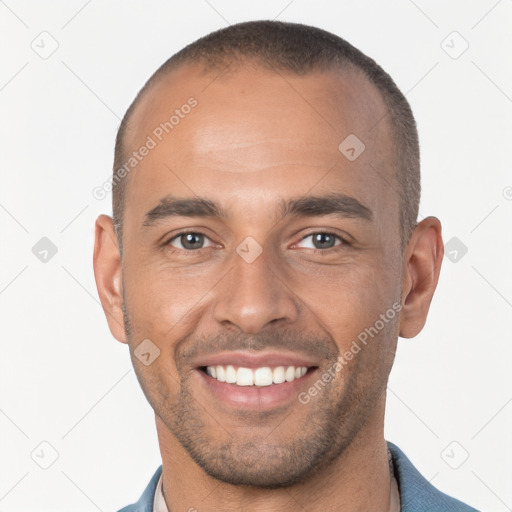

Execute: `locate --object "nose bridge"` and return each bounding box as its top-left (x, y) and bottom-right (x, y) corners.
top-left (213, 240), bottom-right (299, 333)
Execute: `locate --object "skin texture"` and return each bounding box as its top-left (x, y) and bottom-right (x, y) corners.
top-left (93, 61), bottom-right (444, 511)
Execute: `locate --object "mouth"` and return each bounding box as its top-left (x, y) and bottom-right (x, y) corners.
top-left (194, 356), bottom-right (320, 410)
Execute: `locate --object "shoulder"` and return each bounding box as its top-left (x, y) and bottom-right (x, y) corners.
top-left (116, 465), bottom-right (163, 512)
top-left (387, 441), bottom-right (479, 511)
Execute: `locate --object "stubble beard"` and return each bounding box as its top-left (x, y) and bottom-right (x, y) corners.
top-left (121, 297), bottom-right (393, 489)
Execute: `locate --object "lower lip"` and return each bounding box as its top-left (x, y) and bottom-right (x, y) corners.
top-left (195, 368), bottom-right (318, 410)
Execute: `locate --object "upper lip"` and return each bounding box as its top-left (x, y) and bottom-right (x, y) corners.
top-left (192, 351), bottom-right (320, 369)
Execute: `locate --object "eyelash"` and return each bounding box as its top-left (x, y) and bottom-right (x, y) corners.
top-left (164, 230), bottom-right (350, 253)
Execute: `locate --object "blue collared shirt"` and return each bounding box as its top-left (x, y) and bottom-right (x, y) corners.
top-left (117, 441), bottom-right (479, 511)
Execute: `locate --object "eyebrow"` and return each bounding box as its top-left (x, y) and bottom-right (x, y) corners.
top-left (142, 192), bottom-right (373, 228)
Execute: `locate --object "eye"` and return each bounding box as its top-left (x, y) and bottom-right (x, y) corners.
top-left (166, 232), bottom-right (215, 251)
top-left (295, 232), bottom-right (346, 250)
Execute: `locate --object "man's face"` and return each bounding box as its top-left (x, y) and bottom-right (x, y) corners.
top-left (120, 62), bottom-right (403, 487)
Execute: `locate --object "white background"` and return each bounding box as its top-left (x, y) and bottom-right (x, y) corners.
top-left (1, 1), bottom-right (511, 511)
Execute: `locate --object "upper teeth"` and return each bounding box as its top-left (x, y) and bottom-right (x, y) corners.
top-left (206, 365), bottom-right (308, 386)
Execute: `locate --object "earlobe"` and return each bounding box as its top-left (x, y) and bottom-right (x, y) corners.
top-left (399, 217), bottom-right (444, 339)
top-left (93, 214), bottom-right (127, 344)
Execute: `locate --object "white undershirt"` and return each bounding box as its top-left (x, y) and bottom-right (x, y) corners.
top-left (153, 472), bottom-right (168, 512)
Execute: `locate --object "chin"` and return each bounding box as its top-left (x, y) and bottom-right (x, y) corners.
top-left (184, 439), bottom-right (334, 489)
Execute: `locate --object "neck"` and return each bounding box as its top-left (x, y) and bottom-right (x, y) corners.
top-left (156, 395), bottom-right (393, 512)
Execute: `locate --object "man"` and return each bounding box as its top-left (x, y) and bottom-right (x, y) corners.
top-left (93, 20), bottom-right (478, 512)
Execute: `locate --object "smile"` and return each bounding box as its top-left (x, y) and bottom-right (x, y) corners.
top-left (203, 365), bottom-right (311, 386)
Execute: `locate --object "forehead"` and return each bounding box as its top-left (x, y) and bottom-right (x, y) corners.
top-left (123, 61), bottom-right (397, 234)
top-left (129, 61), bottom-right (391, 152)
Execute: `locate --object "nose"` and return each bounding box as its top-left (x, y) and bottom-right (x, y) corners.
top-left (213, 244), bottom-right (299, 334)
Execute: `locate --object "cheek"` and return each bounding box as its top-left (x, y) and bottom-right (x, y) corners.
top-left (286, 261), bottom-right (395, 337)
top-left (125, 258), bottom-right (219, 338)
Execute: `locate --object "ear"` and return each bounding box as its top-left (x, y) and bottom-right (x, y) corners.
top-left (93, 214), bottom-right (127, 343)
top-left (399, 216), bottom-right (444, 338)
